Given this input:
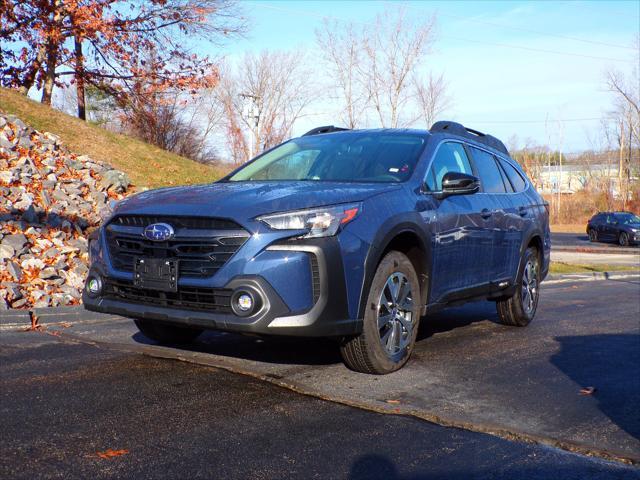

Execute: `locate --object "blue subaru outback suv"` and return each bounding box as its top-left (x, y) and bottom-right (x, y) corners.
top-left (84, 121), bottom-right (550, 374)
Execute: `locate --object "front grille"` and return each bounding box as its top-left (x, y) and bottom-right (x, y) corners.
top-left (106, 215), bottom-right (249, 279)
top-left (104, 279), bottom-right (232, 313)
top-left (112, 215), bottom-right (241, 230)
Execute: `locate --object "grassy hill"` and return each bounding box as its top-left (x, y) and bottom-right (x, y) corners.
top-left (0, 87), bottom-right (225, 189)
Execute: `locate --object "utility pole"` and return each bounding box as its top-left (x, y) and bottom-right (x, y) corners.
top-left (619, 118), bottom-right (625, 208)
top-left (239, 93), bottom-right (261, 159)
top-left (556, 119), bottom-right (565, 221)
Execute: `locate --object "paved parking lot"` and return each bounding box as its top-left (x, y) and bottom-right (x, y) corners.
top-left (3, 276), bottom-right (639, 467)
top-left (2, 320), bottom-right (640, 479)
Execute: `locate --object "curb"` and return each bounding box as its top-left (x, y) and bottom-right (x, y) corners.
top-left (552, 246), bottom-right (640, 255)
top-left (0, 305), bottom-right (115, 325)
top-left (545, 271), bottom-right (640, 283)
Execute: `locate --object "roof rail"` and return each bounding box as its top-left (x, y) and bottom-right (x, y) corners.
top-left (303, 125), bottom-right (350, 136)
top-left (430, 121), bottom-right (509, 156)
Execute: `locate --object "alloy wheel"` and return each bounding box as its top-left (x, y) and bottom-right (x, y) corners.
top-left (377, 272), bottom-right (414, 358)
top-left (619, 232), bottom-right (629, 246)
top-left (521, 259), bottom-right (539, 316)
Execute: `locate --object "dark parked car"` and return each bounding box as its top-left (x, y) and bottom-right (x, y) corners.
top-left (84, 121), bottom-right (550, 374)
top-left (587, 211), bottom-right (640, 246)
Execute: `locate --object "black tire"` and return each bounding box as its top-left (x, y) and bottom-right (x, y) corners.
top-left (619, 232), bottom-right (630, 247)
top-left (496, 247), bottom-right (540, 327)
top-left (134, 319), bottom-right (202, 344)
top-left (588, 229), bottom-right (597, 242)
top-left (340, 251), bottom-right (421, 374)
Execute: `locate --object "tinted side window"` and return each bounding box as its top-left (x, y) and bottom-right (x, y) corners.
top-left (425, 142), bottom-right (473, 190)
top-left (498, 158), bottom-right (527, 192)
top-left (469, 147), bottom-right (506, 193)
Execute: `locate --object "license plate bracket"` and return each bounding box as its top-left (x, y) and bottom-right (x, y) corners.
top-left (133, 257), bottom-right (178, 292)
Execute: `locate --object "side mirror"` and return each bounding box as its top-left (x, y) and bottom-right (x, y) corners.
top-left (434, 172), bottom-right (480, 199)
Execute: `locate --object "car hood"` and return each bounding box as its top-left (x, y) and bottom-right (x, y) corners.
top-left (114, 181), bottom-right (400, 221)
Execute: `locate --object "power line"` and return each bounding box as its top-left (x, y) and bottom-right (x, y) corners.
top-left (400, 4), bottom-right (637, 51)
top-left (249, 2), bottom-right (631, 63)
top-left (441, 35), bottom-right (629, 62)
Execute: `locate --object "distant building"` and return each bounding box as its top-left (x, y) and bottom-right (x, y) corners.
top-left (536, 164), bottom-right (636, 196)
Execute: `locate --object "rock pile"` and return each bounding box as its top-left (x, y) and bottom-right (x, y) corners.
top-left (0, 113), bottom-right (133, 309)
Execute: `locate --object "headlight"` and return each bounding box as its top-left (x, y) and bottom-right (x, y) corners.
top-left (257, 203), bottom-right (361, 238)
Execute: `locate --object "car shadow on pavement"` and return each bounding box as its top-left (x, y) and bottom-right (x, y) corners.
top-left (551, 333), bottom-right (640, 442)
top-left (131, 302), bottom-right (499, 367)
top-left (139, 331), bottom-right (345, 366)
top-left (417, 301), bottom-right (498, 342)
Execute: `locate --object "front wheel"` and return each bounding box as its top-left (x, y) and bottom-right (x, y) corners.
top-left (588, 229), bottom-right (598, 242)
top-left (496, 247), bottom-right (540, 327)
top-left (619, 232), bottom-right (630, 247)
top-left (340, 251), bottom-right (421, 374)
top-left (134, 319), bottom-right (203, 344)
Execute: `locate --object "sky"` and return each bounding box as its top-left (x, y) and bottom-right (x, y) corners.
top-left (211, 0), bottom-right (639, 153)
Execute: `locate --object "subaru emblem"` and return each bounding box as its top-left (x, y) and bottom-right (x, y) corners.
top-left (143, 223), bottom-right (174, 242)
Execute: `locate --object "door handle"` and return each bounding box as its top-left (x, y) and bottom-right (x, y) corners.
top-left (518, 206), bottom-right (528, 217)
top-left (481, 208), bottom-right (493, 219)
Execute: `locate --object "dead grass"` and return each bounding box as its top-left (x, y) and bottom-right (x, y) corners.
top-left (549, 262), bottom-right (639, 274)
top-left (0, 87), bottom-right (229, 189)
top-left (550, 224), bottom-right (587, 234)
top-left (544, 190), bottom-right (640, 226)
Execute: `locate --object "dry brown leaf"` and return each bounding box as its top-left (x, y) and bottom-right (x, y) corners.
top-left (96, 449), bottom-right (129, 459)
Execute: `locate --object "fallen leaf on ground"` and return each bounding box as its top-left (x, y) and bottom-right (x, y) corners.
top-left (23, 313), bottom-right (43, 332)
top-left (96, 449), bottom-right (129, 459)
top-left (385, 399), bottom-right (401, 404)
top-left (579, 386), bottom-right (596, 396)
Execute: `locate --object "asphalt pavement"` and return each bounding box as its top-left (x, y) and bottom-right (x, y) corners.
top-left (551, 232), bottom-right (639, 252)
top-left (0, 276), bottom-right (640, 478)
top-left (2, 329), bottom-right (640, 480)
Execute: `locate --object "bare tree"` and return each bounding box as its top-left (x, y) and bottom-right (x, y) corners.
top-left (360, 9), bottom-right (436, 128)
top-left (413, 72), bottom-right (451, 128)
top-left (316, 9), bottom-right (441, 129)
top-left (315, 20), bottom-right (367, 128)
top-left (214, 50), bottom-right (316, 164)
top-left (605, 39), bottom-right (640, 206)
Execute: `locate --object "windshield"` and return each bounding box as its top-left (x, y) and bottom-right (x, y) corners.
top-left (228, 132), bottom-right (427, 183)
top-left (614, 213), bottom-right (640, 224)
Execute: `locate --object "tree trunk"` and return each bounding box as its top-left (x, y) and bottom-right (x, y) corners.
top-left (40, 41), bottom-right (57, 105)
top-left (18, 45), bottom-right (47, 95)
top-left (74, 36), bottom-right (86, 120)
top-left (41, 0), bottom-right (64, 105)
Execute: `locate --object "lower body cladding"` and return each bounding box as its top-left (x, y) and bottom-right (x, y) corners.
top-left (83, 240), bottom-right (360, 338)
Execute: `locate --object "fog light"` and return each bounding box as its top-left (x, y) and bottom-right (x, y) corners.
top-left (237, 293), bottom-right (253, 312)
top-left (86, 275), bottom-right (102, 296)
top-left (231, 289), bottom-right (261, 317)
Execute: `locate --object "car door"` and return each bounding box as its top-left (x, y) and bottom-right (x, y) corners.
top-left (420, 141), bottom-right (494, 303)
top-left (602, 214), bottom-right (617, 241)
top-left (467, 146), bottom-right (516, 285)
top-left (495, 156), bottom-right (533, 284)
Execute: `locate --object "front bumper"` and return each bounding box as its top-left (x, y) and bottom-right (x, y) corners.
top-left (83, 239), bottom-right (361, 337)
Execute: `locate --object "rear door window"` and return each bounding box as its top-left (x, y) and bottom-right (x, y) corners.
top-left (425, 142), bottom-right (473, 191)
top-left (498, 158), bottom-right (527, 192)
top-left (469, 147), bottom-right (506, 193)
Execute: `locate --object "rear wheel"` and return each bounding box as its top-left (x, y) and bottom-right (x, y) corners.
top-left (496, 247), bottom-right (540, 327)
top-left (134, 319), bottom-right (203, 344)
top-left (619, 232), bottom-right (630, 247)
top-left (340, 251), bottom-right (421, 374)
top-left (588, 229), bottom-right (598, 242)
